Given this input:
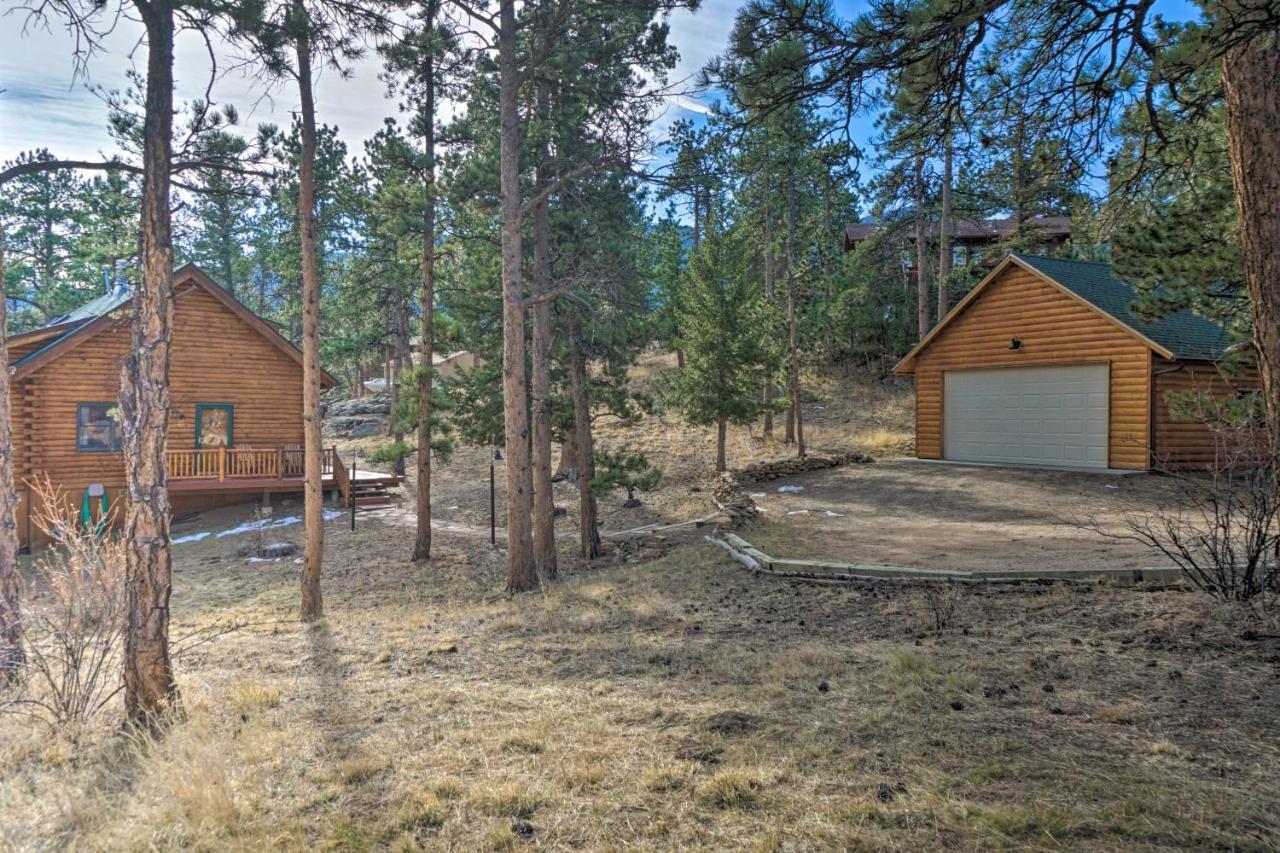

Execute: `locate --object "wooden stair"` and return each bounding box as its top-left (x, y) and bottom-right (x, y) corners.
top-left (350, 480), bottom-right (394, 509)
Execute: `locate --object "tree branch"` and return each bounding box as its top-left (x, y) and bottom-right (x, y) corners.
top-left (0, 157), bottom-right (274, 188)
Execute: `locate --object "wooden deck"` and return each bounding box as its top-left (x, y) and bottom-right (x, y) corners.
top-left (165, 446), bottom-right (401, 505)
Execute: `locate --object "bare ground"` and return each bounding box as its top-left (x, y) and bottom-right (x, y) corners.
top-left (3, 365), bottom-right (1279, 850)
top-left (3, 515), bottom-right (1278, 851)
top-left (745, 460), bottom-right (1187, 574)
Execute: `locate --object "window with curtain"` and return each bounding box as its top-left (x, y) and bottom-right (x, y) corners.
top-left (76, 403), bottom-right (121, 451)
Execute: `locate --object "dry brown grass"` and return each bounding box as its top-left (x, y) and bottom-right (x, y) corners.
top-left (2, 514), bottom-right (1277, 850)
top-left (3, 361), bottom-right (1278, 850)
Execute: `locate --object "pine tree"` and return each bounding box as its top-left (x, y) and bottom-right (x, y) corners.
top-left (664, 223), bottom-right (779, 472)
top-left (75, 170), bottom-right (141, 290)
top-left (182, 125), bottom-right (257, 297)
top-left (0, 150), bottom-right (88, 329)
top-left (591, 447), bottom-right (661, 507)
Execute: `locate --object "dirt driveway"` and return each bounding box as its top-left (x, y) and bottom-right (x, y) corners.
top-left (747, 460), bottom-right (1185, 574)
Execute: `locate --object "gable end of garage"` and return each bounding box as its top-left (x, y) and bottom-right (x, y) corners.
top-left (903, 261), bottom-right (1156, 470)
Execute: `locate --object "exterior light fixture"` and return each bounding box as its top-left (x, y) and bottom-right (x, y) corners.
top-left (1009, 338), bottom-right (1022, 350)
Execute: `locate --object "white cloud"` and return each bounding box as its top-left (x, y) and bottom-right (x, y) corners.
top-left (1, 1), bottom-right (742, 164)
top-left (669, 94), bottom-right (713, 115)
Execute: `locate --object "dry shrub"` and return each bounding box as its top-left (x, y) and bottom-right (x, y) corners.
top-left (919, 581), bottom-right (960, 632)
top-left (1126, 426), bottom-right (1280, 606)
top-left (2, 477), bottom-right (125, 730)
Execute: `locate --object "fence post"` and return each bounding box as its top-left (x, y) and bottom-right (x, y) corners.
top-left (218, 448), bottom-right (225, 481)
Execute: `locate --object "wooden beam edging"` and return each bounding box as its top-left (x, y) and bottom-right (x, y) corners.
top-left (713, 533), bottom-right (1185, 587)
top-left (603, 512), bottom-right (721, 540)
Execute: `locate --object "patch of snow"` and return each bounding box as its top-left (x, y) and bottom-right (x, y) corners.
top-left (750, 493), bottom-right (765, 498)
top-left (173, 531), bottom-right (211, 544)
top-left (1104, 484), bottom-right (1119, 489)
top-left (215, 508), bottom-right (343, 539)
top-left (244, 557), bottom-right (281, 564)
top-left (824, 511), bottom-right (845, 517)
top-left (777, 485), bottom-right (805, 494)
top-left (787, 509), bottom-right (810, 516)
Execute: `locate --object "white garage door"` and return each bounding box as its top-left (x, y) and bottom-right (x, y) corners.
top-left (944, 364), bottom-right (1109, 469)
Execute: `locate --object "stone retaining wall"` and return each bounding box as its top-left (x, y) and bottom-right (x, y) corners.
top-left (734, 451), bottom-right (873, 483)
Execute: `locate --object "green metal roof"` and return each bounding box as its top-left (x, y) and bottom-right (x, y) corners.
top-left (1013, 254), bottom-right (1231, 362)
top-left (12, 288), bottom-right (132, 372)
top-left (46, 287), bottom-right (132, 327)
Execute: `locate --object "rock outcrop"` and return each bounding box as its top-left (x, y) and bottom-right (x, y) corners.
top-left (322, 391), bottom-right (391, 438)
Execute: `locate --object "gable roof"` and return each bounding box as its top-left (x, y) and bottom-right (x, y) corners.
top-left (844, 216), bottom-right (1072, 250)
top-left (11, 264), bottom-right (339, 388)
top-left (1014, 255), bottom-right (1230, 362)
top-left (895, 254), bottom-right (1232, 373)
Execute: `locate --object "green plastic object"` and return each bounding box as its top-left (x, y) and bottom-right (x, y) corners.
top-left (82, 483), bottom-right (108, 534)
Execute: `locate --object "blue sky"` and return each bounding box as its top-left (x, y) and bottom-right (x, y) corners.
top-left (0, 0), bottom-right (751, 164)
top-left (1, 1), bottom-right (1202, 173)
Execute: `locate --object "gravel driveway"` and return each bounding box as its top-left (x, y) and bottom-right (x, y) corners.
top-left (747, 460), bottom-right (1185, 574)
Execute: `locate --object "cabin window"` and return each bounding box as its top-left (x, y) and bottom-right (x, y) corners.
top-left (76, 403), bottom-right (122, 452)
top-left (195, 403), bottom-right (234, 449)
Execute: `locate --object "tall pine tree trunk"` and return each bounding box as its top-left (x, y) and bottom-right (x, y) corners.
top-left (413, 3), bottom-right (438, 563)
top-left (568, 317), bottom-right (600, 559)
top-left (499, 0), bottom-right (536, 591)
top-left (391, 295), bottom-right (410, 477)
top-left (389, 301), bottom-right (404, 437)
top-left (295, 0), bottom-right (325, 621)
top-left (1224, 33), bottom-right (1280, 451)
top-left (120, 0), bottom-right (178, 723)
top-left (786, 168), bottom-right (804, 458)
top-left (913, 152), bottom-right (929, 341)
top-left (0, 223), bottom-right (22, 683)
top-left (938, 132), bottom-right (953, 323)
top-left (762, 175), bottom-right (774, 439)
top-left (530, 101), bottom-right (557, 581)
top-left (1011, 114), bottom-right (1028, 238)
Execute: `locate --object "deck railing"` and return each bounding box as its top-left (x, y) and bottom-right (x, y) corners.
top-left (331, 450), bottom-right (351, 507)
top-left (166, 446), bottom-right (341, 482)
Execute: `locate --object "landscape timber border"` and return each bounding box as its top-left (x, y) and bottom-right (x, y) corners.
top-left (708, 532), bottom-right (1186, 587)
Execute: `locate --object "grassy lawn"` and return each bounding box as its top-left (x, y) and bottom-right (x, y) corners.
top-left (3, 512), bottom-right (1278, 851)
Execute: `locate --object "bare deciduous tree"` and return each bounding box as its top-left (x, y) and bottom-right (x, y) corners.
top-left (1125, 437), bottom-right (1279, 604)
top-left (1, 478), bottom-right (126, 730)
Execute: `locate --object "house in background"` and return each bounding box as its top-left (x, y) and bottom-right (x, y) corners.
top-left (893, 254), bottom-right (1256, 471)
top-left (362, 347), bottom-right (481, 394)
top-left (9, 264), bottom-right (398, 550)
top-left (843, 215), bottom-right (1073, 280)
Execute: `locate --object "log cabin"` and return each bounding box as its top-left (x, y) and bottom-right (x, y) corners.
top-left (893, 254), bottom-right (1258, 471)
top-left (9, 264), bottom-right (395, 550)
top-left (843, 215), bottom-right (1073, 281)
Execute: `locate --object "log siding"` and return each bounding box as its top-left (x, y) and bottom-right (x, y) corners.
top-left (908, 265), bottom-right (1154, 470)
top-left (1152, 359), bottom-right (1262, 468)
top-left (11, 271), bottom-right (316, 548)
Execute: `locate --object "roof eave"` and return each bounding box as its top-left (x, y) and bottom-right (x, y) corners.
top-left (1014, 255), bottom-right (1176, 360)
top-left (892, 255), bottom-right (1024, 374)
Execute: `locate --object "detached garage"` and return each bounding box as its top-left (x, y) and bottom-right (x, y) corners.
top-left (894, 254), bottom-right (1254, 471)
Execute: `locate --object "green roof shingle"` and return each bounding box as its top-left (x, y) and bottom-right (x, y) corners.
top-left (1013, 254), bottom-right (1230, 362)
